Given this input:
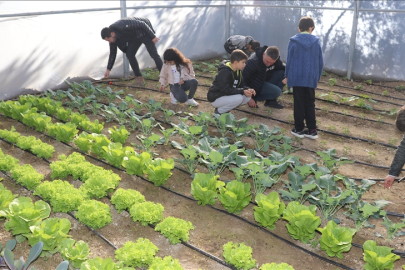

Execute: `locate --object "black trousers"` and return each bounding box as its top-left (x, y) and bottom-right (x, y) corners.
top-left (125, 36), bottom-right (163, 76)
top-left (292, 87), bottom-right (316, 130)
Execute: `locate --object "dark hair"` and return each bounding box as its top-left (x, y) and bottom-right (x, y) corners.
top-left (230, 49), bottom-right (248, 63)
top-left (299, 16), bottom-right (315, 32)
top-left (163, 47), bottom-right (192, 72)
top-left (101, 27), bottom-right (113, 39)
top-left (265, 46), bottom-right (280, 60)
top-left (250, 41), bottom-right (260, 51)
top-left (396, 105), bottom-right (405, 132)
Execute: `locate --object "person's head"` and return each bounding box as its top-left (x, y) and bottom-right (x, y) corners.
top-left (163, 47), bottom-right (192, 71)
top-left (230, 49), bottom-right (248, 70)
top-left (247, 40), bottom-right (261, 52)
top-left (263, 46), bottom-right (279, 67)
top-left (101, 27), bottom-right (116, 43)
top-left (396, 105), bottom-right (405, 132)
top-left (298, 16), bottom-right (315, 33)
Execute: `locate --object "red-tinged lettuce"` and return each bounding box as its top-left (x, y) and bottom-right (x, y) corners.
top-left (254, 191), bottom-right (285, 230)
top-left (0, 183), bottom-right (17, 219)
top-left (10, 164), bottom-right (44, 190)
top-left (129, 201), bottom-right (164, 226)
top-left (115, 238), bottom-right (159, 267)
top-left (363, 240), bottom-right (400, 270)
top-left (23, 218), bottom-right (71, 254)
top-left (282, 201), bottom-right (321, 244)
top-left (0, 126), bottom-right (21, 143)
top-left (190, 173), bottom-right (224, 206)
top-left (59, 238), bottom-right (90, 268)
top-left (260, 262), bottom-right (295, 270)
top-left (223, 241), bottom-right (256, 270)
top-left (122, 152), bottom-right (152, 176)
top-left (218, 181), bottom-right (252, 214)
top-left (317, 220), bottom-right (356, 259)
top-left (3, 197), bottom-right (51, 235)
top-left (30, 142), bottom-right (55, 159)
top-left (109, 125), bottom-right (130, 144)
top-left (0, 153), bottom-right (19, 172)
top-left (155, 217), bottom-right (194, 244)
top-left (145, 158), bottom-right (175, 186)
top-left (80, 257), bottom-right (117, 270)
top-left (75, 200), bottom-right (112, 229)
top-left (111, 188), bottom-right (145, 213)
top-left (148, 256), bottom-right (184, 270)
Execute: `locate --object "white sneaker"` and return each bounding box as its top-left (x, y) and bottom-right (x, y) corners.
top-left (185, 98), bottom-right (199, 106)
top-left (169, 92), bottom-right (177, 104)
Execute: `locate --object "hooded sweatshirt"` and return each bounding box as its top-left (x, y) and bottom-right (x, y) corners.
top-left (285, 33), bottom-right (324, 89)
top-left (207, 60), bottom-right (248, 102)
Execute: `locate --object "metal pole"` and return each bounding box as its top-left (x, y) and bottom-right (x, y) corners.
top-left (347, 0), bottom-right (360, 79)
top-left (120, 0), bottom-right (130, 79)
top-left (225, 0), bottom-right (231, 38)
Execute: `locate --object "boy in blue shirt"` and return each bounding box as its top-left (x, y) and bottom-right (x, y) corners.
top-left (284, 16), bottom-right (324, 139)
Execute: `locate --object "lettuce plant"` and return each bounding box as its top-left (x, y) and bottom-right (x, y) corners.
top-left (111, 188), bottom-right (145, 213)
top-left (129, 201), bottom-right (164, 226)
top-left (260, 262), bottom-right (295, 270)
top-left (10, 164), bottom-right (44, 190)
top-left (282, 201), bottom-right (321, 244)
top-left (223, 242), bottom-right (256, 270)
top-left (79, 169), bottom-right (120, 199)
top-left (155, 217), bottom-right (194, 244)
top-left (363, 240), bottom-right (400, 270)
top-left (145, 158), bottom-right (175, 186)
top-left (0, 153), bottom-right (19, 172)
top-left (57, 107), bottom-right (71, 122)
top-left (30, 142), bottom-right (55, 159)
top-left (90, 134), bottom-right (111, 158)
top-left (16, 136), bottom-right (41, 150)
top-left (74, 132), bottom-right (93, 153)
top-left (122, 152), bottom-right (152, 176)
top-left (0, 183), bottom-right (17, 219)
top-left (59, 238), bottom-right (90, 268)
top-left (148, 256), bottom-right (184, 270)
top-left (218, 181), bottom-right (252, 214)
top-left (75, 200), bottom-right (112, 229)
top-left (0, 126), bottom-right (20, 143)
top-left (80, 257), bottom-right (116, 270)
top-left (317, 220), bottom-right (356, 259)
top-left (47, 122), bottom-right (78, 143)
top-left (102, 143), bottom-right (133, 168)
top-left (80, 119), bottom-right (104, 134)
top-left (254, 191), bottom-right (285, 230)
top-left (109, 126), bottom-right (130, 144)
top-left (115, 238), bottom-right (158, 268)
top-left (191, 173), bottom-right (224, 206)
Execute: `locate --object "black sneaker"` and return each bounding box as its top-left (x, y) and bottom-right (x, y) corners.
top-left (264, 100), bottom-right (284, 109)
top-left (214, 108), bottom-right (221, 115)
top-left (304, 129), bottom-right (318, 139)
top-left (291, 128), bottom-right (305, 138)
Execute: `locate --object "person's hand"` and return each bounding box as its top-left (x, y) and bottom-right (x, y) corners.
top-left (243, 90), bottom-right (252, 97)
top-left (384, 175), bottom-right (395, 189)
top-left (104, 69), bottom-right (110, 79)
top-left (248, 98), bottom-right (258, 108)
top-left (282, 78), bottom-right (287, 85)
top-left (249, 88), bottom-right (256, 96)
top-left (179, 78), bottom-right (184, 85)
top-left (152, 37), bottom-right (160, 44)
top-left (159, 85), bottom-right (165, 92)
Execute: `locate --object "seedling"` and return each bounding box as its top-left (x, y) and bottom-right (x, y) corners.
top-left (369, 133), bottom-right (377, 141)
top-left (366, 150), bottom-right (376, 162)
top-left (287, 115), bottom-right (294, 123)
top-left (359, 113), bottom-right (366, 120)
top-left (320, 140), bottom-right (327, 149)
top-left (395, 85), bottom-right (404, 91)
top-left (265, 108), bottom-right (273, 116)
top-left (354, 84), bottom-right (364, 90)
top-left (328, 78), bottom-right (337, 86)
top-left (341, 126), bottom-right (350, 135)
top-left (342, 109), bottom-right (349, 116)
top-left (321, 106), bottom-right (329, 113)
top-left (322, 71), bottom-right (328, 76)
top-left (342, 76), bottom-right (349, 81)
top-left (343, 146), bottom-right (351, 155)
top-left (327, 125), bottom-right (336, 132)
top-left (388, 138), bottom-right (398, 146)
top-left (364, 79), bottom-right (372, 85)
top-left (377, 115), bottom-right (384, 123)
top-left (382, 90), bottom-right (388, 96)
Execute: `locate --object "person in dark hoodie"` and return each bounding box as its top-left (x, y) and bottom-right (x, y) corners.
top-left (242, 46), bottom-right (285, 109)
top-left (284, 16), bottom-right (324, 140)
top-left (207, 50), bottom-right (256, 115)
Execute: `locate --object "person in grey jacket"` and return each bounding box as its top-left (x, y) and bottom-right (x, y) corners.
top-left (101, 17), bottom-right (163, 85)
top-left (384, 106), bottom-right (405, 188)
top-left (224, 35), bottom-right (260, 56)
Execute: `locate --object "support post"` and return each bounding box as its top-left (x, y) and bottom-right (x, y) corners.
top-left (120, 0), bottom-right (130, 79)
top-left (225, 0), bottom-right (231, 39)
top-left (347, 0), bottom-right (360, 79)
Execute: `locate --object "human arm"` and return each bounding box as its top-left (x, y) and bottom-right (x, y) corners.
top-left (106, 42), bottom-right (118, 72)
top-left (158, 64), bottom-right (169, 88)
top-left (385, 135), bottom-right (405, 188)
top-left (318, 40), bottom-right (324, 83)
top-left (285, 41), bottom-right (293, 87)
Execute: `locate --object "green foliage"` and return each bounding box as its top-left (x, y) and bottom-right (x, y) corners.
top-left (254, 191), bottom-right (285, 230)
top-left (0, 152), bottom-right (19, 172)
top-left (75, 200), bottom-right (112, 229)
top-left (148, 256), bottom-right (184, 270)
top-left (101, 142), bottom-right (133, 168)
top-left (59, 239), bottom-right (90, 269)
top-left (135, 133), bottom-right (163, 154)
top-left (145, 158), bottom-right (175, 186)
top-left (223, 242), bottom-right (256, 270)
top-left (190, 173), bottom-right (225, 206)
top-left (57, 107), bottom-right (72, 122)
top-left (74, 132), bottom-right (93, 153)
top-left (115, 238), bottom-right (158, 268)
top-left (155, 217), bottom-right (194, 244)
top-left (16, 136), bottom-right (41, 150)
top-left (122, 152), bottom-right (152, 176)
top-left (129, 201), bottom-right (164, 226)
top-left (354, 84), bottom-right (364, 90)
top-left (218, 181), bottom-right (252, 214)
top-left (314, 148), bottom-right (354, 173)
top-left (79, 168), bottom-right (120, 198)
top-left (109, 126), bottom-right (130, 144)
top-left (111, 188), bottom-right (146, 213)
top-left (175, 145), bottom-right (199, 174)
top-left (10, 164), bottom-right (44, 190)
top-left (260, 263), bottom-right (295, 270)
top-left (0, 183), bottom-right (17, 219)
top-left (0, 126), bottom-right (21, 143)
top-left (381, 216), bottom-right (405, 239)
top-left (364, 79), bottom-right (373, 85)
top-left (282, 201), bottom-right (321, 243)
top-left (317, 220), bottom-right (356, 259)
top-left (363, 240), bottom-right (400, 270)
top-left (80, 119), bottom-right (104, 134)
top-left (47, 122), bottom-right (79, 142)
top-left (80, 257), bottom-right (116, 270)
top-left (30, 142), bottom-right (55, 159)
top-left (328, 78), bottom-right (337, 86)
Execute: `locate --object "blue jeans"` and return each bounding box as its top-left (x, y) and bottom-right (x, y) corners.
top-left (169, 79), bottom-right (198, 103)
top-left (255, 70), bottom-right (285, 101)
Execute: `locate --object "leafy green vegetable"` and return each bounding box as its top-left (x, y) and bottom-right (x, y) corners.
top-left (254, 191), bottom-right (285, 230)
top-left (0, 183), bottom-right (17, 219)
top-left (59, 238), bottom-right (90, 268)
top-left (47, 122), bottom-right (78, 142)
top-left (363, 240), bottom-right (400, 270)
top-left (282, 201), bottom-right (321, 243)
top-left (80, 257), bottom-right (116, 270)
top-left (16, 135), bottom-right (41, 150)
top-left (223, 242), bottom-right (256, 270)
top-left (145, 158), bottom-right (175, 186)
top-left (218, 181), bottom-right (252, 214)
top-left (155, 217), bottom-right (194, 244)
top-left (111, 188), bottom-right (145, 213)
top-left (57, 107), bottom-right (72, 122)
top-left (10, 164), bottom-right (44, 190)
top-left (317, 220), bottom-right (356, 259)
top-left (115, 238), bottom-right (159, 268)
top-left (75, 200), bottom-right (112, 229)
top-left (79, 169), bottom-right (120, 198)
top-left (122, 151), bottom-right (152, 176)
top-left (129, 201), bottom-right (164, 226)
top-left (74, 132), bottom-right (93, 153)
top-left (148, 256), bottom-right (184, 270)
top-left (260, 262), bottom-right (295, 270)
top-left (109, 126), bottom-right (130, 144)
top-left (0, 152), bottom-right (19, 172)
top-left (0, 126), bottom-right (21, 143)
top-left (190, 173), bottom-right (224, 206)
top-left (30, 142), bottom-right (55, 159)
top-left (80, 119), bottom-right (104, 134)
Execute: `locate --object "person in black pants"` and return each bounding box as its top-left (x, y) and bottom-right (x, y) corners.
top-left (101, 17), bottom-right (163, 85)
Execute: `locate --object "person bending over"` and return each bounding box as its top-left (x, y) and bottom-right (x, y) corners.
top-left (224, 35), bottom-right (260, 56)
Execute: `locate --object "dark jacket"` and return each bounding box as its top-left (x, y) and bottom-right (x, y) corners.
top-left (207, 61), bottom-right (248, 102)
top-left (107, 17), bottom-right (156, 70)
top-left (389, 135), bottom-right (405, 176)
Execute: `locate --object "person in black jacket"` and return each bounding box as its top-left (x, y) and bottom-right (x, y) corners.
top-left (101, 17), bottom-right (163, 85)
top-left (243, 46), bottom-right (285, 109)
top-left (207, 50), bottom-right (256, 115)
